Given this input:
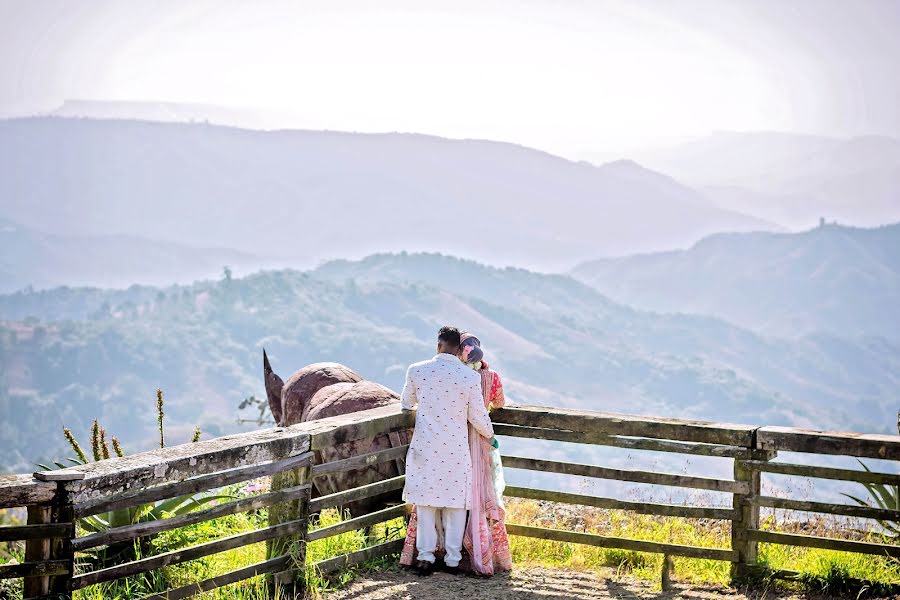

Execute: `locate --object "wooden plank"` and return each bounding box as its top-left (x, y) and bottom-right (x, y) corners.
top-left (505, 523), bottom-right (735, 562)
top-left (310, 539), bottom-right (405, 575)
top-left (747, 529), bottom-right (900, 559)
top-left (33, 470), bottom-right (84, 482)
top-left (310, 476), bottom-right (406, 513)
top-left (307, 505), bottom-right (409, 542)
top-left (75, 452), bottom-right (313, 517)
top-left (492, 424), bottom-right (750, 458)
top-left (757, 426), bottom-right (900, 460)
top-left (754, 495), bottom-right (900, 521)
top-left (63, 427), bottom-right (313, 505)
top-left (503, 486), bottom-right (737, 520)
top-left (23, 504), bottom-right (51, 598)
top-left (0, 560), bottom-right (69, 579)
top-left (312, 445), bottom-right (409, 477)
top-left (744, 460), bottom-right (900, 486)
top-left (0, 523), bottom-right (73, 542)
top-left (72, 518), bottom-right (307, 590)
top-left (492, 404), bottom-right (755, 447)
top-left (0, 475), bottom-right (55, 508)
top-left (502, 455), bottom-right (748, 494)
top-left (306, 405), bottom-right (416, 451)
top-left (731, 452), bottom-right (763, 579)
top-left (73, 483), bottom-right (312, 551)
top-left (142, 556), bottom-right (292, 600)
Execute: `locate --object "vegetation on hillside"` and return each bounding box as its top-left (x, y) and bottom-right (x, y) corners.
top-left (2, 253), bottom-right (898, 473)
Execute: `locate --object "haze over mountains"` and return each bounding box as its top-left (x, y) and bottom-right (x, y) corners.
top-left (0, 218), bottom-right (290, 293)
top-left (0, 115), bottom-right (777, 276)
top-left (4, 107), bottom-right (897, 291)
top-left (626, 131), bottom-right (900, 229)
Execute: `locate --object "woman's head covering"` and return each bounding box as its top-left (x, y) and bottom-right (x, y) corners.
top-left (459, 332), bottom-right (484, 365)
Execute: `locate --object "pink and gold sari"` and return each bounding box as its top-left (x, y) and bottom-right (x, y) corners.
top-left (400, 364), bottom-right (512, 575)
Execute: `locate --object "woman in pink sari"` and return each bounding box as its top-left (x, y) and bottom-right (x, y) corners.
top-left (400, 332), bottom-right (512, 576)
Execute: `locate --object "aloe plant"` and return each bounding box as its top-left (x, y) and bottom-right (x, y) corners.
top-left (41, 390), bottom-right (231, 565)
top-left (842, 460), bottom-right (900, 537)
top-left (841, 411), bottom-right (900, 537)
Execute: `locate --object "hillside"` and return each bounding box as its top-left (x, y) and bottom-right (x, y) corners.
top-left (2, 254), bottom-right (898, 475)
top-left (0, 218), bottom-right (286, 293)
top-left (0, 117), bottom-right (777, 272)
top-left (571, 223), bottom-right (900, 340)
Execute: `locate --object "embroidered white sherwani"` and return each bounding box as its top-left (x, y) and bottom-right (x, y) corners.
top-left (401, 353), bottom-right (495, 509)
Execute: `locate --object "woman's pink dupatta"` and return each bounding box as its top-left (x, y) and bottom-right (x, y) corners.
top-left (462, 368), bottom-right (512, 575)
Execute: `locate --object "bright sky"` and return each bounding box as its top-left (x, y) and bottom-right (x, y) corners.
top-left (1, 0), bottom-right (898, 157)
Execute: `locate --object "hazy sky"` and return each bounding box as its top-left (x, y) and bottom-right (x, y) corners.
top-left (1, 0), bottom-right (899, 156)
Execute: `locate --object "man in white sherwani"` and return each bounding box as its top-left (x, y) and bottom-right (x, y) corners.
top-left (401, 326), bottom-right (495, 575)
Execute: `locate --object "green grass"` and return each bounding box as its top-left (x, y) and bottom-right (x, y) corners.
top-left (6, 495), bottom-right (900, 598)
top-left (68, 484), bottom-right (408, 600)
top-left (0, 508), bottom-right (25, 599)
top-left (505, 498), bottom-right (732, 585)
top-left (303, 509), bottom-right (407, 597)
top-left (505, 499), bottom-right (900, 595)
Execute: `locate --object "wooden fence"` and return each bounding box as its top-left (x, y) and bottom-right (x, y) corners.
top-left (2, 402), bottom-right (900, 598)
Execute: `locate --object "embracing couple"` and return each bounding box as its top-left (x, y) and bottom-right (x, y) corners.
top-left (399, 326), bottom-right (512, 577)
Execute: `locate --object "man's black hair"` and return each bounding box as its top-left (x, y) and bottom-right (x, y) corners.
top-left (438, 325), bottom-right (461, 348)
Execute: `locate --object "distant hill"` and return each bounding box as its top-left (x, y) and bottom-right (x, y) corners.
top-left (0, 117), bottom-right (778, 272)
top-left (48, 99), bottom-right (271, 129)
top-left (626, 131), bottom-right (900, 229)
top-left (0, 218), bottom-right (289, 293)
top-left (2, 253), bottom-right (897, 474)
top-left (572, 223), bottom-right (900, 340)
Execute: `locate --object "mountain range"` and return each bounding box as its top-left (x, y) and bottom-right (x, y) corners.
top-left (2, 252), bottom-right (898, 477)
top-left (0, 218), bottom-right (292, 293)
top-left (572, 222), bottom-right (900, 341)
top-left (0, 116), bottom-right (777, 274)
top-left (2, 111), bottom-right (899, 500)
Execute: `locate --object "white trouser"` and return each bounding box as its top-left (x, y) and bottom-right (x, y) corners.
top-left (415, 506), bottom-right (467, 566)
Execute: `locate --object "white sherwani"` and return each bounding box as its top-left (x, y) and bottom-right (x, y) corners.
top-left (401, 353), bottom-right (495, 509)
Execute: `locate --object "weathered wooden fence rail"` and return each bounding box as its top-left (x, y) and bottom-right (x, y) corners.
top-left (2, 403), bottom-right (900, 598)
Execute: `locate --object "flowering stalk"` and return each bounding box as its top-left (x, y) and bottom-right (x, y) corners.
top-left (99, 427), bottom-right (110, 460)
top-left (63, 427), bottom-right (88, 464)
top-left (90, 420), bottom-right (101, 462)
top-left (111, 437), bottom-right (125, 458)
top-left (156, 388), bottom-right (165, 449)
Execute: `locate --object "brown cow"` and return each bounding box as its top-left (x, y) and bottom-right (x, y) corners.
top-left (263, 350), bottom-right (410, 517)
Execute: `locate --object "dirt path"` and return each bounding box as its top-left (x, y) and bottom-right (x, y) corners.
top-left (324, 566), bottom-right (829, 600)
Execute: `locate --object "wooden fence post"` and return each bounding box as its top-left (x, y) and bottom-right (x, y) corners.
top-left (731, 441), bottom-right (773, 581)
top-left (272, 464), bottom-right (311, 598)
top-left (33, 471), bottom-right (83, 600)
top-left (23, 504), bottom-right (51, 599)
